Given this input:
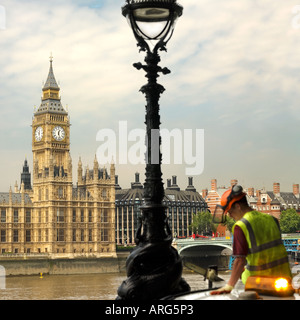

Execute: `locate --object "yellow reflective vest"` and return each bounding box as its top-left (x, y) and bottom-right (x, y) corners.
top-left (233, 211), bottom-right (292, 284)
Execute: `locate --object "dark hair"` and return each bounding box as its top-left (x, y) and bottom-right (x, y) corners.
top-left (232, 195), bottom-right (250, 209)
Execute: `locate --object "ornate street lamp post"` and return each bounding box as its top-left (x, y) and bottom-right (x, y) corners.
top-left (117, 0), bottom-right (190, 300)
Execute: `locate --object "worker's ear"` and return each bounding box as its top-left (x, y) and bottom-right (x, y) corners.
top-left (231, 202), bottom-right (240, 211)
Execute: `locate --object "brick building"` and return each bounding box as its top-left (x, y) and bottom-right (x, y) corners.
top-left (202, 179), bottom-right (238, 237)
top-left (202, 179), bottom-right (300, 237)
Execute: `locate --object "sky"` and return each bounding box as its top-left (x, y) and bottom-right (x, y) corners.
top-left (1, 0), bottom-right (300, 194)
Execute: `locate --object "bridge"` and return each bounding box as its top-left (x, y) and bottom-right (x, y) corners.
top-left (173, 237), bottom-right (232, 255)
top-left (173, 234), bottom-right (300, 254)
top-left (173, 237), bottom-right (233, 270)
top-left (173, 235), bottom-right (300, 270)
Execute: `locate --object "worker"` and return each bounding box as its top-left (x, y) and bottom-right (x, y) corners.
top-left (210, 185), bottom-right (292, 295)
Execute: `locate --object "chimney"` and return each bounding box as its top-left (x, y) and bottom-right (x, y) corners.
top-left (247, 187), bottom-right (254, 197)
top-left (115, 175), bottom-right (121, 190)
top-left (186, 177), bottom-right (196, 192)
top-left (131, 172), bottom-right (143, 189)
top-left (273, 182), bottom-right (280, 195)
top-left (172, 175), bottom-right (177, 186)
top-left (202, 189), bottom-right (208, 198)
top-left (211, 179), bottom-right (217, 191)
top-left (293, 184), bottom-right (299, 198)
top-left (256, 190), bottom-right (261, 198)
top-left (171, 175), bottom-right (180, 191)
top-left (231, 179), bottom-right (238, 187)
top-left (167, 179), bottom-right (171, 188)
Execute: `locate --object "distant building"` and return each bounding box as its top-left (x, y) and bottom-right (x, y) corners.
top-left (249, 183), bottom-right (300, 219)
top-left (0, 58), bottom-right (116, 256)
top-left (115, 174), bottom-right (208, 245)
top-left (202, 179), bottom-right (237, 237)
top-left (202, 179), bottom-right (300, 237)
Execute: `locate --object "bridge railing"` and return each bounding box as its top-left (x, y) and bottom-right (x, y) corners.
top-left (174, 236), bottom-right (232, 242)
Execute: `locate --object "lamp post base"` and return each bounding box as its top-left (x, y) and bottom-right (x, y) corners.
top-left (116, 208), bottom-right (190, 300)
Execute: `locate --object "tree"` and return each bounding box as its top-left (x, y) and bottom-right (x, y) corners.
top-left (224, 216), bottom-right (235, 234)
top-left (189, 210), bottom-right (217, 235)
top-left (279, 209), bottom-right (300, 233)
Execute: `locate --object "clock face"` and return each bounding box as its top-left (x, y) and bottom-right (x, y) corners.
top-left (35, 126), bottom-right (43, 142)
top-left (52, 126), bottom-right (65, 141)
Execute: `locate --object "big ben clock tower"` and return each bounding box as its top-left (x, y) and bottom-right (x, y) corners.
top-left (32, 55), bottom-right (72, 185)
top-left (19, 56), bottom-right (116, 257)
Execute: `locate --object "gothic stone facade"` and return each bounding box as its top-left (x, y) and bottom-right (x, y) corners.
top-left (0, 59), bottom-right (116, 257)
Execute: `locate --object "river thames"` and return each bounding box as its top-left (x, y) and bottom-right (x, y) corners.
top-left (0, 271), bottom-right (230, 300)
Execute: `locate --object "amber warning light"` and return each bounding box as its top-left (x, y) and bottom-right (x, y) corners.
top-left (245, 276), bottom-right (295, 297)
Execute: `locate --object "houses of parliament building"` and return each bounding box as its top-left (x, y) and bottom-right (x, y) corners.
top-left (0, 58), bottom-right (116, 257)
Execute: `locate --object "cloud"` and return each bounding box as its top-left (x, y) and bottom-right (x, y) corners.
top-left (0, 0), bottom-right (300, 192)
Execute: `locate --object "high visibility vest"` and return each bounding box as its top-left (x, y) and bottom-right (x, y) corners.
top-left (233, 211), bottom-right (292, 284)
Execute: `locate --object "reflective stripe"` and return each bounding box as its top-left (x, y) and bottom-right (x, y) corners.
top-left (248, 239), bottom-right (283, 254)
top-left (240, 218), bottom-right (256, 247)
top-left (246, 256), bottom-right (289, 272)
top-left (240, 218), bottom-right (283, 254)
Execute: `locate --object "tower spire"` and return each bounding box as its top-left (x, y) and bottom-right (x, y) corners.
top-left (43, 53), bottom-right (59, 91)
top-left (21, 157), bottom-right (32, 190)
top-left (35, 56), bottom-right (67, 115)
